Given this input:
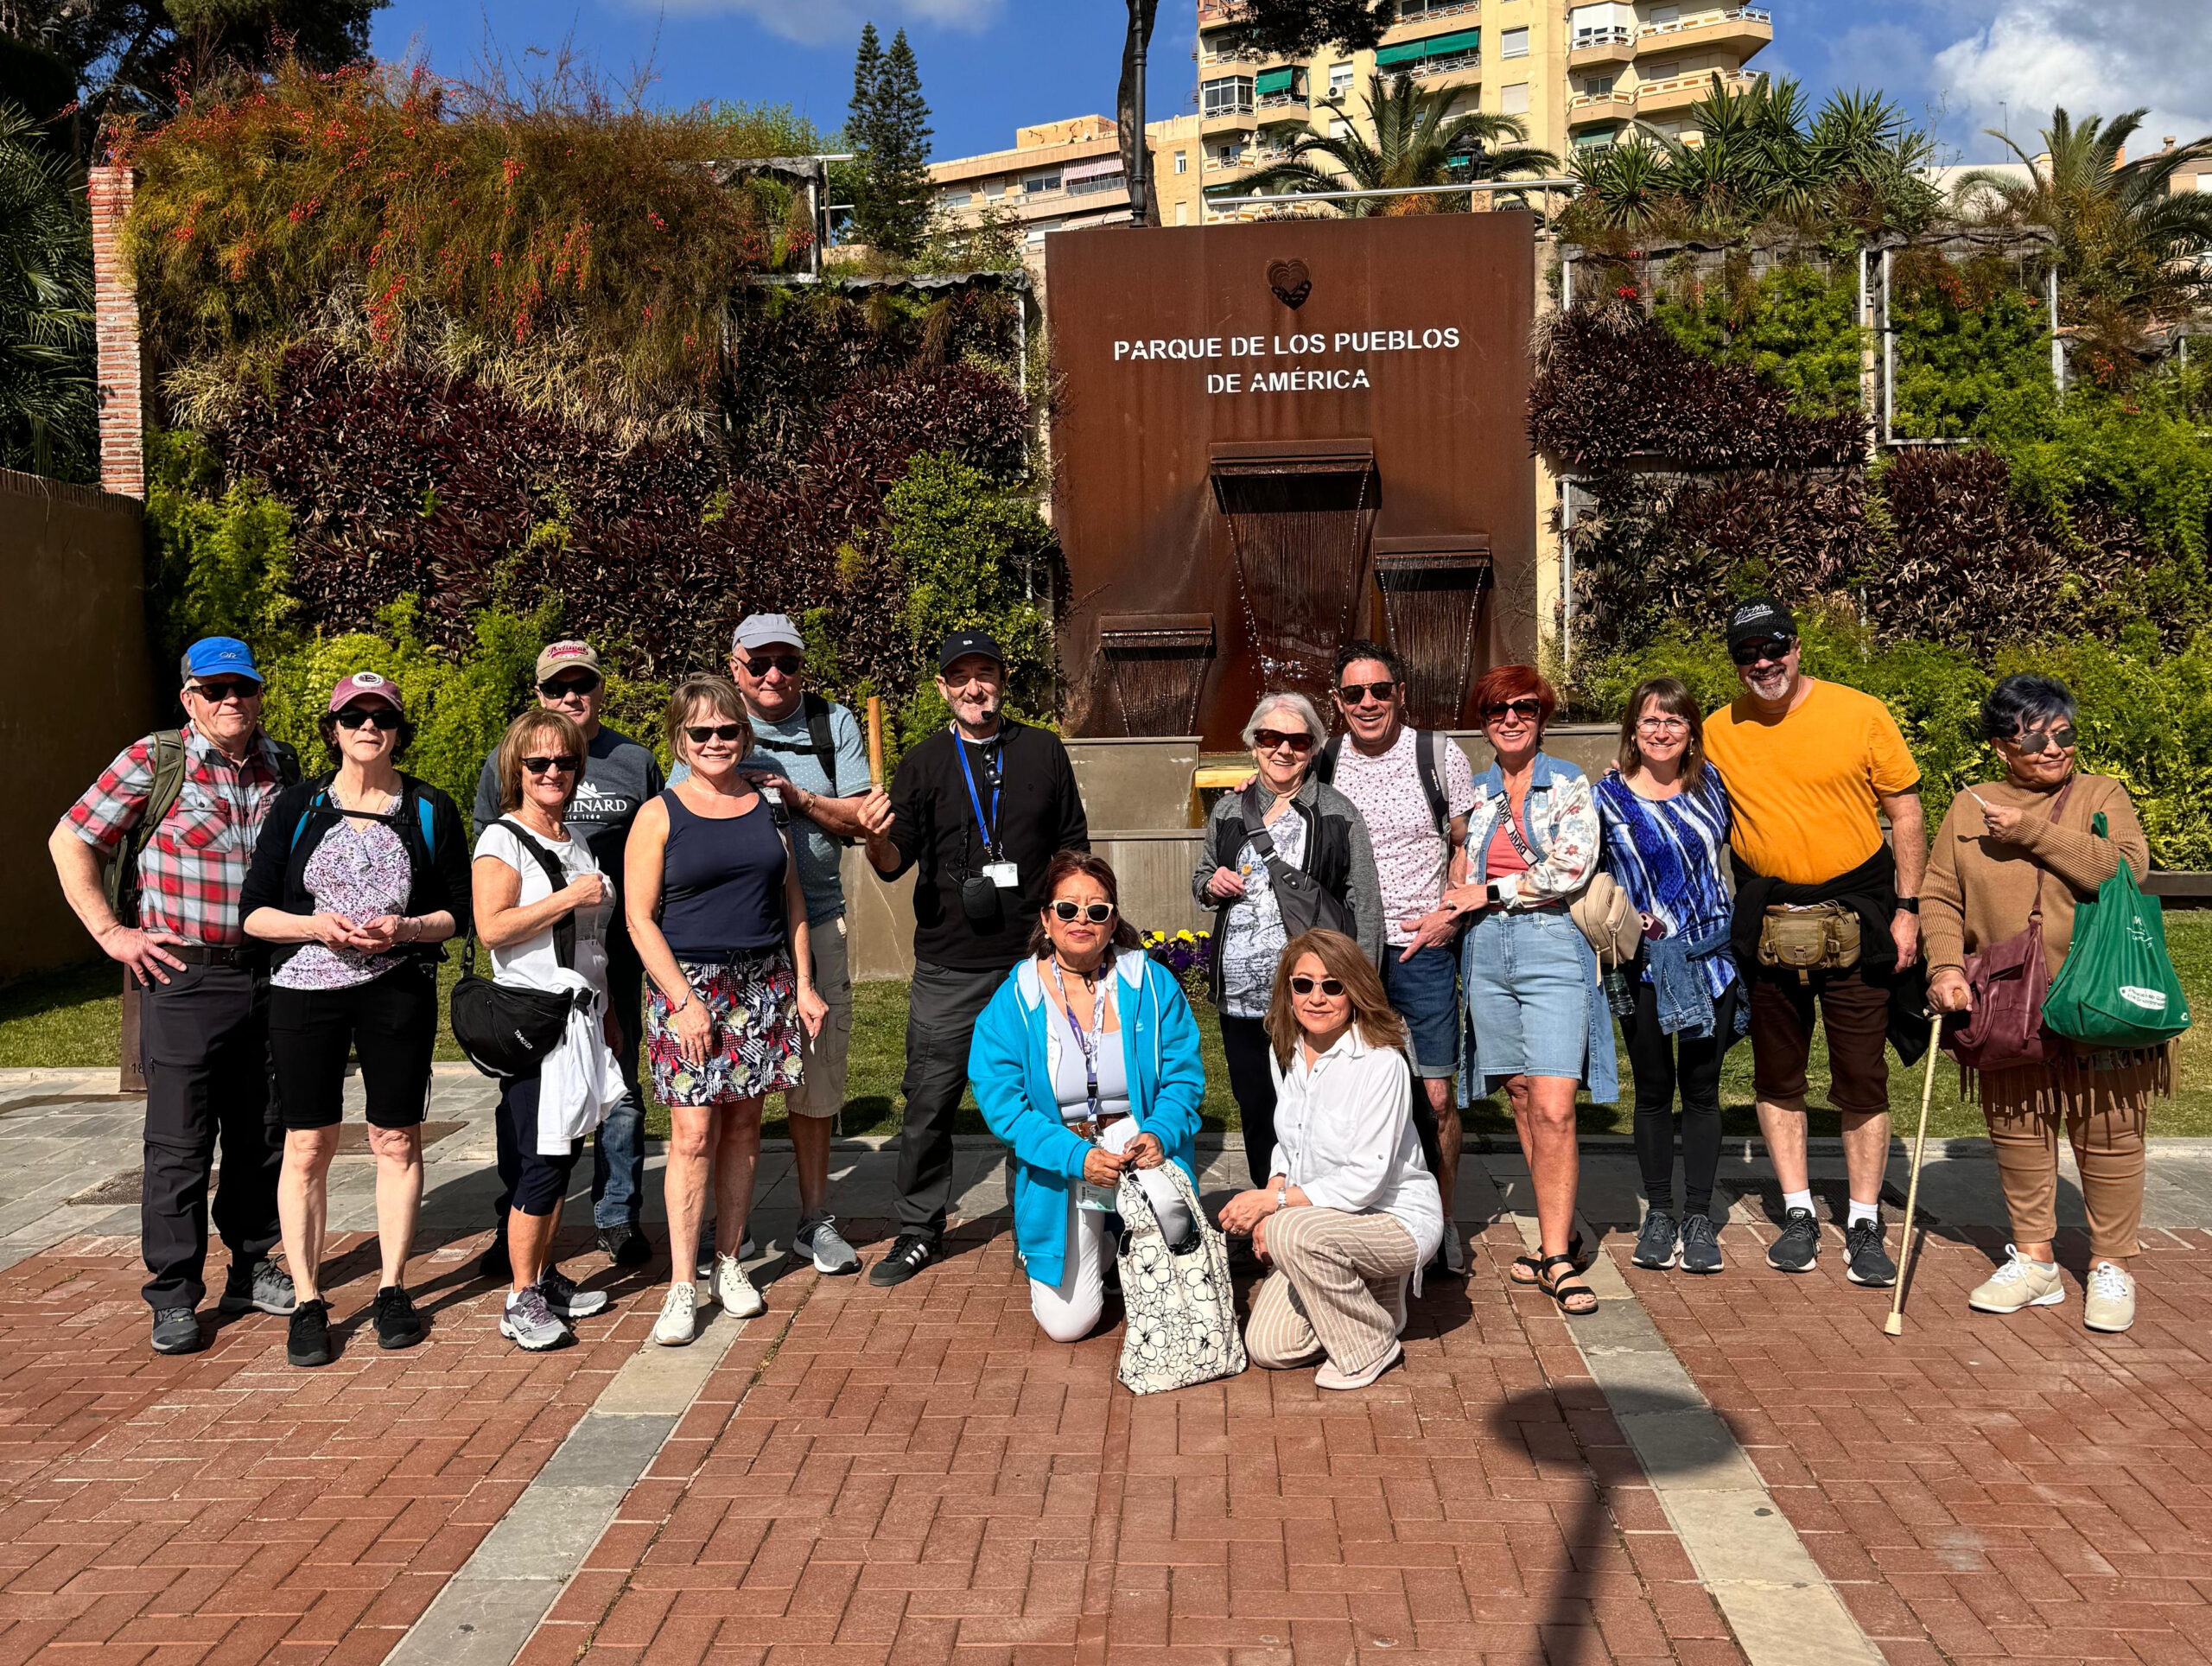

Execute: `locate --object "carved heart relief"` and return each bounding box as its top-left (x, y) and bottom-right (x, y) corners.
top-left (1266, 258), bottom-right (1312, 309)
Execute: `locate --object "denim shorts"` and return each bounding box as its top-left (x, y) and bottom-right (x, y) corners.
top-left (1382, 942), bottom-right (1460, 1079)
top-left (1464, 906), bottom-right (1592, 1085)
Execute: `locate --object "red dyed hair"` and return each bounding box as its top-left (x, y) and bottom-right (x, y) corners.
top-left (1473, 664), bottom-right (1558, 728)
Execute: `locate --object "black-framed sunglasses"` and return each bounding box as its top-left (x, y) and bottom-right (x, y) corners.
top-left (2011, 725), bottom-right (2078, 754)
top-left (189, 678), bottom-right (262, 703)
top-left (1485, 698), bottom-right (1543, 722)
top-left (1050, 900), bottom-right (1116, 924)
top-left (334, 707), bottom-right (403, 731)
top-left (1729, 635), bottom-right (1796, 667)
top-left (1335, 679), bottom-right (1396, 706)
top-left (742, 653), bottom-right (804, 678)
top-left (521, 754), bottom-right (580, 775)
top-left (1253, 728), bottom-right (1315, 754)
top-left (683, 723), bottom-right (747, 744)
top-left (1289, 975), bottom-right (1345, 998)
top-left (538, 674), bottom-right (601, 699)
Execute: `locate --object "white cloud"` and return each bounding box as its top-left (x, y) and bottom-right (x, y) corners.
top-left (645, 0), bottom-right (1003, 48)
top-left (1931, 0), bottom-right (2212, 156)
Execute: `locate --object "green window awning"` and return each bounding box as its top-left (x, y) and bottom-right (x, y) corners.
top-left (1255, 67), bottom-right (1296, 94)
top-left (1380, 26), bottom-right (1480, 65)
top-left (1375, 39), bottom-right (1422, 66)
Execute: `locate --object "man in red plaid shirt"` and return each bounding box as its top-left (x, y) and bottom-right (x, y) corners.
top-left (48, 637), bottom-right (299, 1355)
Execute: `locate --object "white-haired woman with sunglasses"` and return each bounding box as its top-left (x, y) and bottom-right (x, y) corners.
top-left (1193, 691), bottom-right (1383, 1192)
top-left (1924, 674), bottom-right (2155, 1333)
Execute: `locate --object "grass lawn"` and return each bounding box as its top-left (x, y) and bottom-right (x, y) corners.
top-left (9, 916), bottom-right (2209, 1142)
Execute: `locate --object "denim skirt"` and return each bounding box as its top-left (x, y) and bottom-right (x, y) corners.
top-left (1464, 906), bottom-right (1592, 1086)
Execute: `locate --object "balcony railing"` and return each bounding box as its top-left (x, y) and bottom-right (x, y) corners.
top-left (1572, 25), bottom-right (1634, 48)
top-left (1202, 47), bottom-right (1267, 66)
top-left (1202, 94), bottom-right (1255, 119)
top-left (1257, 90), bottom-right (1309, 110)
top-left (1065, 174), bottom-right (1128, 197)
top-left (1567, 90), bottom-right (1637, 123)
top-left (1203, 147), bottom-right (1300, 174)
top-left (1410, 50), bottom-right (1480, 79)
top-left (1635, 68), bottom-right (1760, 105)
top-left (1638, 6), bottom-right (1771, 41)
top-left (1390, 0), bottom-right (1479, 22)
top-left (1196, 0), bottom-right (1249, 24)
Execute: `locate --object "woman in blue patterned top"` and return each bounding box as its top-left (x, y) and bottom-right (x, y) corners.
top-left (1593, 677), bottom-right (1743, 1276)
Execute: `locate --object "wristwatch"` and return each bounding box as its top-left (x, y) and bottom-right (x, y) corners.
top-left (1894, 897), bottom-right (1920, 913)
top-left (1274, 1183), bottom-right (1288, 1212)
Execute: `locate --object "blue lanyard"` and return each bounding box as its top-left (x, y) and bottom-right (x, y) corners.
top-left (952, 727), bottom-right (1001, 861)
top-left (1047, 955), bottom-right (1110, 1120)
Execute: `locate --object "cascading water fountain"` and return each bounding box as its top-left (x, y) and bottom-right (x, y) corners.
top-left (1375, 539), bottom-right (1495, 729)
top-left (1209, 440), bottom-right (1379, 700)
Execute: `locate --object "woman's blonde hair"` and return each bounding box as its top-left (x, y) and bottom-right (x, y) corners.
top-left (664, 674), bottom-right (750, 767)
top-left (496, 709), bottom-right (587, 814)
top-left (1263, 928), bottom-right (1408, 1065)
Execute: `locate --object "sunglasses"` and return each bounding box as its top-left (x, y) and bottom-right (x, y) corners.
top-left (1729, 636), bottom-right (1796, 667)
top-left (538, 675), bottom-right (601, 699)
top-left (1289, 975), bottom-right (1345, 998)
top-left (189, 678), bottom-right (261, 703)
top-left (1050, 900), bottom-right (1115, 923)
top-left (1336, 679), bottom-right (1396, 706)
top-left (684, 723), bottom-right (748, 744)
top-left (334, 707), bottom-right (403, 730)
top-left (1253, 728), bottom-right (1315, 754)
top-left (1486, 698), bottom-right (1543, 722)
top-left (741, 654), bottom-right (804, 678)
top-left (2010, 725), bottom-right (2078, 754)
top-left (521, 754), bottom-right (580, 775)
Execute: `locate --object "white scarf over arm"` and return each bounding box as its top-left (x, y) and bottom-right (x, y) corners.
top-left (537, 970), bottom-right (622, 1154)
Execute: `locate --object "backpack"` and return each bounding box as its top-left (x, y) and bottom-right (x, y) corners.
top-left (1313, 728), bottom-right (1452, 842)
top-left (748, 693), bottom-right (842, 796)
top-left (103, 729), bottom-right (302, 926)
top-left (288, 778), bottom-right (438, 867)
top-left (448, 819), bottom-right (590, 1079)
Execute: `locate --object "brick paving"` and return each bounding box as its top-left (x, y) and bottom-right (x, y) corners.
top-left (1624, 1218), bottom-right (2212, 1665)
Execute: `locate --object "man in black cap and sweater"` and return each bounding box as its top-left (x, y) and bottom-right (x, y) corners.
top-left (861, 629), bottom-right (1090, 1286)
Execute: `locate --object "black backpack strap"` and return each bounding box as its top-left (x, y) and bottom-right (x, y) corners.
top-left (498, 817), bottom-right (579, 971)
top-left (1313, 734), bottom-right (1341, 785)
top-left (804, 693), bottom-right (838, 797)
top-left (1414, 729), bottom-right (1451, 842)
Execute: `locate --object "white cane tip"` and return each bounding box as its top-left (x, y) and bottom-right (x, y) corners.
top-left (1882, 1314), bottom-right (1904, 1335)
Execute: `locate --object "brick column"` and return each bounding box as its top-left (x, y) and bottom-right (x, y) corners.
top-left (87, 165), bottom-right (144, 501)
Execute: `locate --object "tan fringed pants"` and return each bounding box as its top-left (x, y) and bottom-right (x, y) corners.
top-left (1244, 1208), bottom-right (1418, 1376)
top-left (1980, 1054), bottom-right (2156, 1263)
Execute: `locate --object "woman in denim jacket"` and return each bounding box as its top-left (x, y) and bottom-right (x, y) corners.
top-left (1443, 666), bottom-right (1613, 1316)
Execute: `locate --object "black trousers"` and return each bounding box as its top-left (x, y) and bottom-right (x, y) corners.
top-left (137, 962), bottom-right (283, 1311)
top-left (1219, 1014), bottom-right (1279, 1186)
top-left (897, 958), bottom-right (1010, 1241)
top-left (1619, 978), bottom-right (1740, 1216)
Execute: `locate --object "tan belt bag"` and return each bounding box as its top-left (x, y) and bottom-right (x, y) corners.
top-left (1757, 902), bottom-right (1861, 983)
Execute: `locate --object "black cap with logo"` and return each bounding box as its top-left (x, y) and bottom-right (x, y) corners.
top-left (1723, 596), bottom-right (1797, 654)
top-left (938, 628), bottom-right (1006, 673)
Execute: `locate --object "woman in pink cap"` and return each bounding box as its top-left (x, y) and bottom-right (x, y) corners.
top-left (243, 671), bottom-right (472, 1367)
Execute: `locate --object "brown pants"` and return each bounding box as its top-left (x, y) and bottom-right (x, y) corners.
top-left (1246, 1208), bottom-right (1418, 1377)
top-left (1981, 1056), bottom-right (2152, 1263)
top-left (1747, 964), bottom-right (1892, 1116)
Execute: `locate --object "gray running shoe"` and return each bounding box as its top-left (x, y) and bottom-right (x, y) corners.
top-left (219, 1256), bottom-right (297, 1316)
top-left (499, 1285), bottom-right (572, 1351)
top-left (1679, 1211), bottom-right (1724, 1274)
top-left (1845, 1218), bottom-right (1897, 1288)
top-left (151, 1307), bottom-right (203, 1355)
top-left (795, 1214), bottom-right (861, 1275)
top-left (538, 1267), bottom-right (608, 1319)
top-left (1632, 1210), bottom-right (1681, 1270)
top-left (1767, 1207), bottom-right (1821, 1273)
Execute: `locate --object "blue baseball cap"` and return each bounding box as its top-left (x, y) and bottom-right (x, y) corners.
top-left (181, 637), bottom-right (264, 686)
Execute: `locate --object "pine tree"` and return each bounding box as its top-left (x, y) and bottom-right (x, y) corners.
top-left (847, 23), bottom-right (933, 260)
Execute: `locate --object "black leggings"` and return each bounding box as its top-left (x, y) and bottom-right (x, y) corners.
top-left (1220, 1014), bottom-right (1278, 1186)
top-left (1620, 979), bottom-right (1739, 1215)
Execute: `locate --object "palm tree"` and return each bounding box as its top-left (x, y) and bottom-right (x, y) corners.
top-left (1233, 73), bottom-right (1555, 215)
top-left (0, 100), bottom-right (94, 481)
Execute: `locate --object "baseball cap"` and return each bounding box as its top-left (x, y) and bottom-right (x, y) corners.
top-left (938, 628), bottom-right (1005, 674)
top-left (733, 614), bottom-right (806, 654)
top-left (534, 640), bottom-right (601, 684)
top-left (1723, 597), bottom-right (1797, 653)
top-left (181, 637), bottom-right (263, 686)
top-left (328, 671), bottom-right (403, 715)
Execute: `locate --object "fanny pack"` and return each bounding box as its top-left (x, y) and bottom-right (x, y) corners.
top-left (1757, 902), bottom-right (1860, 983)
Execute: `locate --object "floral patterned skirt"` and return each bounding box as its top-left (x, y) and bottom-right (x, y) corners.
top-left (646, 945), bottom-right (804, 1108)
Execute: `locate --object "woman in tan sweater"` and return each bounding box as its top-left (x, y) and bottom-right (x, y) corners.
top-left (1924, 674), bottom-right (2153, 1333)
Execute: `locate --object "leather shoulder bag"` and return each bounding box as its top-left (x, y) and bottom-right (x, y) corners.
top-left (1944, 777), bottom-right (2072, 1077)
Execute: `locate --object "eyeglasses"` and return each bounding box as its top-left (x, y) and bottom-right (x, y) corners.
top-left (1729, 636), bottom-right (1796, 667)
top-left (1637, 716), bottom-right (1690, 734)
top-left (188, 678), bottom-right (261, 703)
top-left (521, 755), bottom-right (580, 775)
top-left (1051, 900), bottom-right (1115, 923)
top-left (1289, 975), bottom-right (1345, 998)
top-left (2011, 725), bottom-right (2078, 754)
top-left (538, 675), bottom-right (601, 699)
top-left (683, 723), bottom-right (747, 744)
top-left (1253, 728), bottom-right (1315, 754)
top-left (1485, 699), bottom-right (1544, 722)
top-left (1335, 679), bottom-right (1396, 706)
top-left (741, 654), bottom-right (804, 678)
top-left (334, 707), bottom-right (402, 731)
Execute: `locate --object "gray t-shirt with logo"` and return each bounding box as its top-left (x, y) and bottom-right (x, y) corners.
top-left (472, 724), bottom-right (664, 884)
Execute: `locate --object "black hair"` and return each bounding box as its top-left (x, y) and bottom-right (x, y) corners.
top-left (1980, 674), bottom-right (2077, 743)
top-left (1332, 639), bottom-right (1403, 684)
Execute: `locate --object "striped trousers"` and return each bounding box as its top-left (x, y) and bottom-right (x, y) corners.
top-left (1245, 1207), bottom-right (1418, 1376)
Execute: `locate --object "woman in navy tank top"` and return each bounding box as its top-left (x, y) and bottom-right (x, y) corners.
top-left (626, 675), bottom-right (825, 1345)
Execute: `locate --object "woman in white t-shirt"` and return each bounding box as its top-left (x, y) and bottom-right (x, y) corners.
top-left (472, 709), bottom-right (618, 1352)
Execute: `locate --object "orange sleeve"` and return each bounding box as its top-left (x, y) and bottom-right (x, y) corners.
top-left (1866, 702), bottom-right (1921, 798)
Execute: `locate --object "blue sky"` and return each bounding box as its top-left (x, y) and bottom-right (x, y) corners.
top-left (370, 3), bottom-right (2211, 166)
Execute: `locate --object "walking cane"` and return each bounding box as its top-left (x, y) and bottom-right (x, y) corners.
top-left (866, 696), bottom-right (885, 790)
top-left (1884, 1013), bottom-right (1947, 1337)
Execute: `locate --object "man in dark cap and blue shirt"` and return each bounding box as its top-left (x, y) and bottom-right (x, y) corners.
top-left (861, 628), bottom-right (1090, 1287)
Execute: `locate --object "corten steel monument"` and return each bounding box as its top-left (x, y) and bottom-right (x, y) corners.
top-left (1046, 212), bottom-right (1537, 752)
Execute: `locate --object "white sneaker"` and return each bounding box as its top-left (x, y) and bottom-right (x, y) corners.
top-left (2083, 1260), bottom-right (2136, 1332)
top-left (1967, 1245), bottom-right (2065, 1314)
top-left (714, 1253), bottom-right (766, 1319)
top-left (652, 1282), bottom-right (698, 1346)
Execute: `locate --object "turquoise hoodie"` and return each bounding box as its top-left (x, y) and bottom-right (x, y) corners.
top-left (968, 950), bottom-right (1206, 1288)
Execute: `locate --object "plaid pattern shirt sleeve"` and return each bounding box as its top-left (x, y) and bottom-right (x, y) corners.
top-left (65, 739), bottom-right (158, 854)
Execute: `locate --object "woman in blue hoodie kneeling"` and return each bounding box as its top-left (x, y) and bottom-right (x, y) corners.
top-left (970, 851), bottom-right (1207, 1342)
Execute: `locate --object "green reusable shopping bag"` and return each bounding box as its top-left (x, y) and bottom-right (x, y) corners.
top-left (2042, 813), bottom-right (2193, 1050)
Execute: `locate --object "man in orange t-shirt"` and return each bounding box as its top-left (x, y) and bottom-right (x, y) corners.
top-left (1703, 598), bottom-right (1926, 1290)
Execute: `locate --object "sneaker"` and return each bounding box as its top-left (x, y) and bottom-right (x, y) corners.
top-left (287, 1299), bottom-right (334, 1367)
top-left (1632, 1210), bottom-right (1681, 1270)
top-left (1767, 1207), bottom-right (1821, 1273)
top-left (713, 1253), bottom-right (766, 1319)
top-left (151, 1307), bottom-right (204, 1355)
top-left (219, 1256), bottom-right (297, 1316)
top-left (1967, 1245), bottom-right (2065, 1313)
top-left (2083, 1261), bottom-right (2136, 1333)
top-left (596, 1224), bottom-right (653, 1269)
top-left (1315, 1340), bottom-right (1403, 1392)
top-left (867, 1233), bottom-right (939, 1288)
top-left (694, 1229), bottom-right (757, 1278)
top-left (478, 1236), bottom-right (512, 1283)
top-left (1845, 1218), bottom-right (1897, 1288)
top-left (538, 1267), bottom-right (609, 1320)
top-left (652, 1282), bottom-right (698, 1346)
top-left (499, 1285), bottom-right (572, 1351)
top-left (794, 1214), bottom-right (861, 1276)
top-left (372, 1285), bottom-right (424, 1350)
top-left (1679, 1211), bottom-right (1725, 1275)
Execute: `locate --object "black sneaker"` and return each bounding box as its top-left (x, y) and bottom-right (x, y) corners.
top-left (596, 1224), bottom-right (653, 1269)
top-left (219, 1257), bottom-right (297, 1316)
top-left (1680, 1211), bottom-right (1725, 1275)
top-left (1845, 1218), bottom-right (1897, 1288)
top-left (479, 1235), bottom-right (512, 1282)
top-left (1632, 1210), bottom-right (1681, 1269)
top-left (287, 1299), bottom-right (334, 1368)
top-left (151, 1307), bottom-right (204, 1355)
top-left (373, 1285), bottom-right (424, 1350)
top-left (1767, 1207), bottom-right (1821, 1273)
top-left (866, 1233), bottom-right (939, 1288)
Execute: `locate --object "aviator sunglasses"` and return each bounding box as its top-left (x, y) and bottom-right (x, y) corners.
top-left (334, 706), bottom-right (403, 731)
top-left (1289, 975), bottom-right (1345, 998)
top-left (2010, 725), bottom-right (2078, 754)
top-left (1051, 900), bottom-right (1116, 924)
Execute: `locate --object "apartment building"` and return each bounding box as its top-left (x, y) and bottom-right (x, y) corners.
top-left (927, 113), bottom-right (1210, 255)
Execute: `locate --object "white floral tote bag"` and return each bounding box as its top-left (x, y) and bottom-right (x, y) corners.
top-left (1114, 1163), bottom-right (1247, 1395)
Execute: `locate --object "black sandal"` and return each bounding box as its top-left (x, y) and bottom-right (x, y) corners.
top-left (1509, 1232), bottom-right (1582, 1287)
top-left (1534, 1254), bottom-right (1599, 1317)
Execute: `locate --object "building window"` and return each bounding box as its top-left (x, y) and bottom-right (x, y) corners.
top-left (985, 181), bottom-right (1007, 199)
top-left (1330, 116), bottom-right (1351, 139)
top-left (1500, 26), bottom-right (1529, 58)
top-left (1501, 82), bottom-right (1530, 115)
top-left (1329, 60), bottom-right (1354, 94)
top-left (1174, 149), bottom-right (1188, 174)
top-left (941, 190), bottom-right (971, 207)
top-left (1173, 200), bottom-right (1189, 224)
top-left (1202, 75), bottom-right (1255, 117)
top-left (1025, 171), bottom-right (1062, 194)
top-left (1580, 73), bottom-right (1615, 98)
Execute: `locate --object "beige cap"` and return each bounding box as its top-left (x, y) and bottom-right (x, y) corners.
top-left (534, 640), bottom-right (601, 684)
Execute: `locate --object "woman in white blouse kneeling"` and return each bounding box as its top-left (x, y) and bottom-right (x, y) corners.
top-left (1218, 929), bottom-right (1443, 1390)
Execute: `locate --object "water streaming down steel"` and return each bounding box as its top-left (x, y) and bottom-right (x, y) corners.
top-left (1098, 614), bottom-right (1214, 736)
top-left (1376, 544), bottom-right (1495, 729)
top-left (1210, 444), bottom-right (1378, 701)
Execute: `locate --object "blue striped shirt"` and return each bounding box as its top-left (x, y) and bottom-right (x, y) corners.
top-left (1595, 766), bottom-right (1737, 1000)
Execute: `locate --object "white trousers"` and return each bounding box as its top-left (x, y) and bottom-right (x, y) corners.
top-left (1030, 1186), bottom-right (1112, 1343)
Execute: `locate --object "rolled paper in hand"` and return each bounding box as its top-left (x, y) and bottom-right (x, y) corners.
top-left (866, 696), bottom-right (885, 790)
